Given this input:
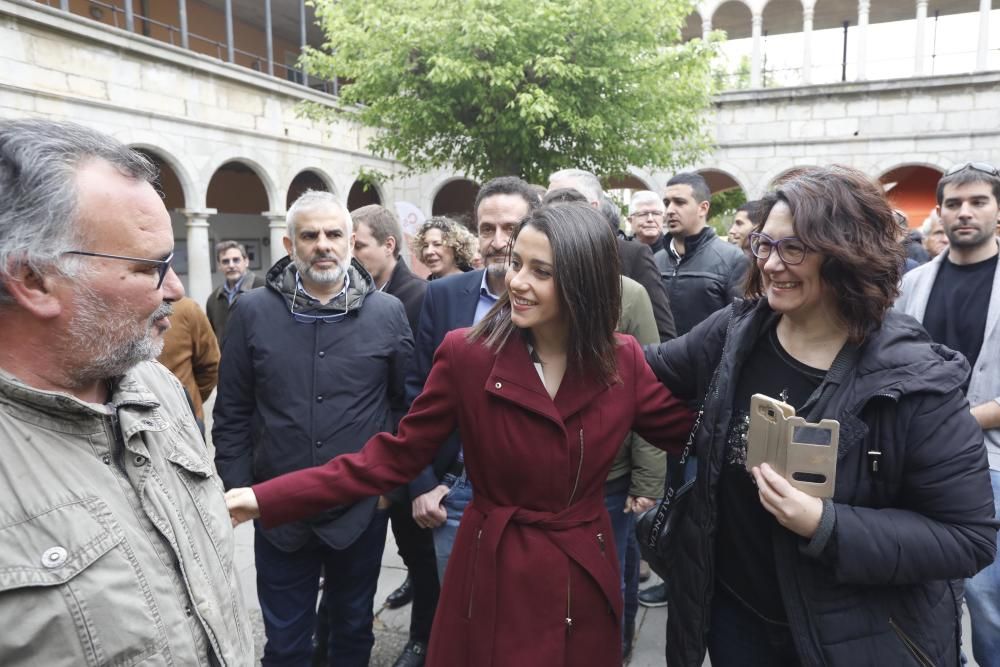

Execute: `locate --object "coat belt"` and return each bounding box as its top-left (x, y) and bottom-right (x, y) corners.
top-left (466, 495), bottom-right (621, 666)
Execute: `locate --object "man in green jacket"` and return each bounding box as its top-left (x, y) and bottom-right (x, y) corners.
top-left (0, 119), bottom-right (252, 666)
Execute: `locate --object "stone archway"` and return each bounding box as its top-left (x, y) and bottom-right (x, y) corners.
top-left (879, 165), bottom-right (944, 228)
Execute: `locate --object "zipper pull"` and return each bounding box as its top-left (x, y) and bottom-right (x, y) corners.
top-left (564, 616), bottom-right (573, 633)
top-left (597, 532), bottom-right (606, 554)
top-left (868, 450), bottom-right (881, 476)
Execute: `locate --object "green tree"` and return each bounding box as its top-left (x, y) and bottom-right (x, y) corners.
top-left (302, 0), bottom-right (718, 183)
top-left (707, 187), bottom-right (746, 236)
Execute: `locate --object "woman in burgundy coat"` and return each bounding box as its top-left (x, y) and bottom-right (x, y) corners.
top-left (227, 203), bottom-right (694, 666)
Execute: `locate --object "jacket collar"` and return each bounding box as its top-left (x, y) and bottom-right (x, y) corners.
top-left (668, 226), bottom-right (715, 258)
top-left (265, 255), bottom-right (375, 314)
top-left (483, 331), bottom-right (611, 430)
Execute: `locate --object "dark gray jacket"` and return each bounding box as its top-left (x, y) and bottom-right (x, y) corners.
top-left (653, 227), bottom-right (748, 336)
top-left (205, 269), bottom-right (266, 344)
top-left (645, 300), bottom-right (997, 667)
top-left (213, 257), bottom-right (412, 551)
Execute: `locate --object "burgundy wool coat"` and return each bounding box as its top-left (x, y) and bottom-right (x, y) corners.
top-left (253, 329), bottom-right (694, 666)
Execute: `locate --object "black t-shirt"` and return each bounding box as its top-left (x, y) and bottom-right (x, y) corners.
top-left (715, 324), bottom-right (825, 624)
top-left (923, 254), bottom-right (997, 372)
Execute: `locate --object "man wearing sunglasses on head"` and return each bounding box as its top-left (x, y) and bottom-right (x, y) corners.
top-left (896, 161), bottom-right (1000, 667)
top-left (212, 189), bottom-right (413, 666)
top-left (0, 119), bottom-right (252, 664)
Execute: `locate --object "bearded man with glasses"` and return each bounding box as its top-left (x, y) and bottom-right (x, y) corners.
top-left (0, 119), bottom-right (252, 664)
top-left (212, 189), bottom-right (413, 666)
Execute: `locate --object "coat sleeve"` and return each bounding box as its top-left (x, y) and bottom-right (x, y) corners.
top-left (625, 337), bottom-right (696, 455)
top-left (618, 282), bottom-right (667, 499)
top-left (405, 285), bottom-right (456, 498)
top-left (824, 390), bottom-right (998, 584)
top-left (628, 243), bottom-right (677, 342)
top-left (643, 305), bottom-right (731, 403)
top-left (254, 330), bottom-right (463, 528)
top-left (190, 303), bottom-right (221, 402)
top-left (211, 300), bottom-right (256, 489)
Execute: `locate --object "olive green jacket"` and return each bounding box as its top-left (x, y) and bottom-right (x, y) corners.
top-left (0, 362), bottom-right (252, 666)
top-left (607, 276), bottom-right (668, 499)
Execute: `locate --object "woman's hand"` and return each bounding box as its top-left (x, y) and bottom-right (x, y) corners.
top-left (225, 487), bottom-right (261, 527)
top-left (751, 463), bottom-right (823, 539)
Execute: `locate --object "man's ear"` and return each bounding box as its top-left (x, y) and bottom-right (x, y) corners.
top-left (385, 235), bottom-right (397, 257)
top-left (282, 235), bottom-right (293, 259)
top-left (3, 261), bottom-right (64, 319)
top-left (699, 200), bottom-right (711, 220)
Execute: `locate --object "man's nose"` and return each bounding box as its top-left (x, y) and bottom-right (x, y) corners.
top-left (162, 267), bottom-right (185, 301)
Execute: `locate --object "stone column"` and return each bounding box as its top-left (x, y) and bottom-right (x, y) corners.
top-left (265, 212), bottom-right (289, 267)
top-left (977, 0), bottom-right (990, 71)
top-left (751, 11), bottom-right (763, 88)
top-left (180, 208), bottom-right (216, 307)
top-left (915, 0), bottom-right (928, 76)
top-left (802, 5), bottom-right (814, 85)
top-left (702, 17), bottom-right (712, 41)
top-left (856, 0), bottom-right (870, 80)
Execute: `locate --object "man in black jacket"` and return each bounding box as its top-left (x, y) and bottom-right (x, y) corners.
top-left (350, 204), bottom-right (437, 667)
top-left (213, 191), bottom-right (413, 666)
top-left (205, 240), bottom-right (266, 343)
top-left (654, 172), bottom-right (749, 337)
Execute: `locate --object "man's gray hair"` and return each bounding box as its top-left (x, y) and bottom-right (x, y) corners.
top-left (549, 168), bottom-right (604, 205)
top-left (0, 119), bottom-right (156, 305)
top-left (286, 190), bottom-right (353, 239)
top-left (921, 209), bottom-right (940, 236)
top-left (629, 190), bottom-right (665, 215)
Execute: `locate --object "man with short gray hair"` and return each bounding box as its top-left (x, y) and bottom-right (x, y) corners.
top-left (628, 190), bottom-right (667, 254)
top-left (206, 239), bottom-right (266, 343)
top-left (0, 118), bottom-right (252, 664)
top-left (213, 189), bottom-right (413, 665)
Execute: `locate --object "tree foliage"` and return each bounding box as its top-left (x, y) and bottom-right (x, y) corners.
top-left (302, 0), bottom-right (718, 183)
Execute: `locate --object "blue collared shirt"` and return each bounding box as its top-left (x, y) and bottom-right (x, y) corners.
top-left (222, 273), bottom-right (248, 305)
top-left (473, 270), bottom-right (502, 324)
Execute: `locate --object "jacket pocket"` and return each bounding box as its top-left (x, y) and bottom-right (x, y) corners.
top-left (466, 528), bottom-right (483, 620)
top-left (0, 497), bottom-right (168, 666)
top-left (889, 617), bottom-right (935, 667)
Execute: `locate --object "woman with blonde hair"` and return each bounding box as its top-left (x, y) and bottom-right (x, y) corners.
top-left (412, 216), bottom-right (477, 279)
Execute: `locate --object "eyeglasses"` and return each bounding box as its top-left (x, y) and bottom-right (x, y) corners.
top-left (219, 257), bottom-right (246, 266)
top-left (748, 232), bottom-right (809, 265)
top-left (629, 210), bottom-right (664, 219)
top-left (63, 250), bottom-right (174, 289)
top-left (945, 162), bottom-right (999, 177)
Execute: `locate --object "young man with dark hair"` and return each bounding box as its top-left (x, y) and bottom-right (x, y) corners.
top-left (896, 161), bottom-right (1000, 667)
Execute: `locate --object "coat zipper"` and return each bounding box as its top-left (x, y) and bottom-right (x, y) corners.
top-left (889, 617), bottom-right (935, 667)
top-left (563, 428), bottom-right (585, 634)
top-left (596, 532), bottom-right (606, 556)
top-left (467, 528), bottom-right (483, 619)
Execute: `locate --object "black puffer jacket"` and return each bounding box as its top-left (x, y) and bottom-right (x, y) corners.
top-left (213, 257), bottom-right (412, 551)
top-left (645, 299), bottom-right (997, 667)
top-left (653, 227), bottom-right (748, 336)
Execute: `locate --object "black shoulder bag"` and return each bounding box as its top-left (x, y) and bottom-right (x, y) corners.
top-left (636, 309), bottom-right (735, 581)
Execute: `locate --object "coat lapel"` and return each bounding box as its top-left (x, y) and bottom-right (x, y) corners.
top-left (483, 334), bottom-right (611, 430)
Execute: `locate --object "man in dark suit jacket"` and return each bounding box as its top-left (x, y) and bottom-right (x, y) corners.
top-left (407, 177), bottom-right (538, 587)
top-left (351, 205), bottom-right (435, 667)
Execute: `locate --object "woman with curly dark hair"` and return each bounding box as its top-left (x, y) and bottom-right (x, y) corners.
top-left (411, 216), bottom-right (477, 279)
top-left (645, 165), bottom-right (997, 666)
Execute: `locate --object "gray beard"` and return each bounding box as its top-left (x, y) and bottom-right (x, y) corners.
top-left (292, 254), bottom-right (348, 286)
top-left (66, 286), bottom-right (171, 385)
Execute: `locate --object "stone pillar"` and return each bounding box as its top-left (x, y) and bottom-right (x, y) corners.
top-left (977, 0), bottom-right (990, 71)
top-left (856, 0), bottom-right (870, 80)
top-left (702, 17), bottom-right (712, 41)
top-left (265, 212), bottom-right (289, 267)
top-left (180, 209), bottom-right (216, 307)
top-left (751, 12), bottom-right (763, 88)
top-left (802, 6), bottom-right (814, 85)
top-left (915, 0), bottom-right (928, 76)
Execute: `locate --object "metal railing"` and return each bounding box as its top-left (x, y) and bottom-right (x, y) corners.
top-left (40, 0), bottom-right (339, 96)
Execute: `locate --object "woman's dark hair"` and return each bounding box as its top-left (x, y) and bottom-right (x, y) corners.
top-left (468, 203), bottom-right (622, 384)
top-left (745, 165), bottom-right (903, 344)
